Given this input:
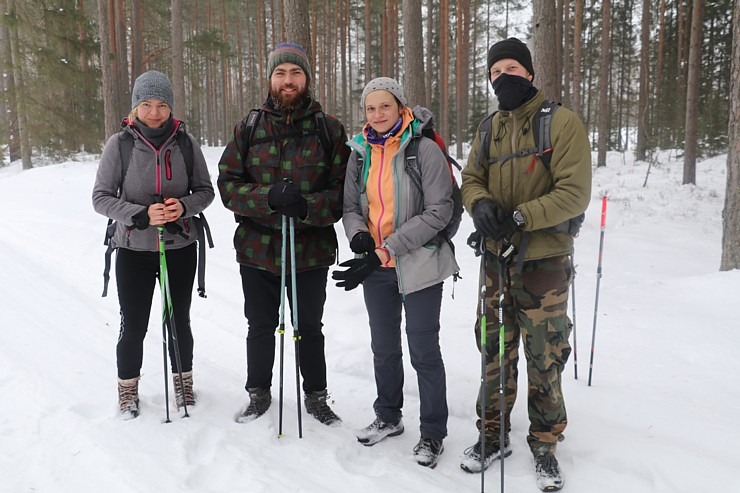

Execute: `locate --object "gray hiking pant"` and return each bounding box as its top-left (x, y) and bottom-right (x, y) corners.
top-left (362, 267), bottom-right (448, 441)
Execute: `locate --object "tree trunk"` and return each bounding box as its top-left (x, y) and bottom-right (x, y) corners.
top-left (0, 0), bottom-right (20, 163)
top-left (98, 0), bottom-right (118, 139)
top-left (425, 0), bottom-right (433, 109)
top-left (114, 0), bottom-right (129, 116)
top-left (439, 0), bottom-right (449, 144)
top-left (562, 0), bottom-right (571, 108)
top-left (533, 0), bottom-right (559, 101)
top-left (8, 0), bottom-right (31, 169)
top-left (172, 0), bottom-right (186, 118)
top-left (635, 0), bottom-right (650, 161)
top-left (364, 0), bottom-right (371, 84)
top-left (402, 0), bottom-right (426, 107)
top-left (455, 0), bottom-right (469, 154)
top-left (596, 0), bottom-right (611, 167)
top-left (572, 0), bottom-right (583, 119)
top-left (720, 0), bottom-right (740, 271)
top-left (283, 0), bottom-right (312, 60)
top-left (131, 0), bottom-right (143, 84)
top-left (683, 0), bottom-right (705, 185)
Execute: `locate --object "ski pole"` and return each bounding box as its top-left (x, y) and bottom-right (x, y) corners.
top-left (289, 217), bottom-right (303, 438)
top-left (497, 241), bottom-right (515, 493)
top-left (571, 255), bottom-right (578, 380)
top-left (158, 226), bottom-right (189, 421)
top-left (477, 234), bottom-right (487, 493)
top-left (278, 215), bottom-right (288, 438)
top-left (588, 196), bottom-right (608, 386)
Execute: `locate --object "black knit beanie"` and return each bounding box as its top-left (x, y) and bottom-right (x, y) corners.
top-left (486, 37), bottom-right (535, 80)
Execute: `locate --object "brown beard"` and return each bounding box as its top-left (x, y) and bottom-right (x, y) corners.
top-left (269, 85), bottom-right (310, 112)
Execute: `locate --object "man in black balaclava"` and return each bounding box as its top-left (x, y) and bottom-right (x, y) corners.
top-left (459, 37), bottom-right (592, 492)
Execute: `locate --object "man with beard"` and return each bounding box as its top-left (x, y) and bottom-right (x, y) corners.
top-left (459, 38), bottom-right (591, 491)
top-left (217, 43), bottom-right (350, 426)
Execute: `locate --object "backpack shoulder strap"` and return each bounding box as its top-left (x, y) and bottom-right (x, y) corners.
top-left (475, 112), bottom-right (496, 169)
top-left (117, 130), bottom-right (134, 192)
top-left (404, 135), bottom-right (424, 195)
top-left (314, 111), bottom-right (333, 158)
top-left (175, 130), bottom-right (195, 179)
top-left (533, 100), bottom-right (561, 171)
top-left (240, 109), bottom-right (263, 164)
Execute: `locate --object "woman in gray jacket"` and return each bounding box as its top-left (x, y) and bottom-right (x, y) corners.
top-left (333, 77), bottom-right (457, 469)
top-left (92, 71), bottom-right (214, 419)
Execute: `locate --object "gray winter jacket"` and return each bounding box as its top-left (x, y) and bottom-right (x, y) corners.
top-left (343, 107), bottom-right (458, 295)
top-left (92, 121), bottom-right (215, 252)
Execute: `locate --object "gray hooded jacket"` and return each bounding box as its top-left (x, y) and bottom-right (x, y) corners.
top-left (92, 121), bottom-right (214, 252)
top-left (343, 106), bottom-right (458, 295)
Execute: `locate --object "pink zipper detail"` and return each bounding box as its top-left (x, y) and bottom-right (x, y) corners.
top-left (376, 147), bottom-right (386, 243)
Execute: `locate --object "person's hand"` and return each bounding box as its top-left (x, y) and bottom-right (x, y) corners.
top-left (332, 252), bottom-right (382, 291)
top-left (132, 209), bottom-right (150, 230)
top-left (471, 200), bottom-right (501, 239)
top-left (280, 197), bottom-right (307, 218)
top-left (493, 211), bottom-right (518, 241)
top-left (349, 232), bottom-right (375, 255)
top-left (466, 230), bottom-right (485, 256)
top-left (268, 181), bottom-right (306, 218)
top-left (268, 181), bottom-right (303, 209)
top-left (162, 197), bottom-right (184, 222)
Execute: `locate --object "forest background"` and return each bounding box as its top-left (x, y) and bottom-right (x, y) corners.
top-left (0, 0), bottom-right (738, 269)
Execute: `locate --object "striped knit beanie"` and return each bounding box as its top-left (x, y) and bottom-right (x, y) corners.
top-left (268, 43), bottom-right (311, 83)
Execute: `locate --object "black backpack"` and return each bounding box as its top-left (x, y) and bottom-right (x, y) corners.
top-left (101, 128), bottom-right (214, 298)
top-left (476, 100), bottom-right (585, 237)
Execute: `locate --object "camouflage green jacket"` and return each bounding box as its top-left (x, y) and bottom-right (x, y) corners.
top-left (217, 98), bottom-right (350, 274)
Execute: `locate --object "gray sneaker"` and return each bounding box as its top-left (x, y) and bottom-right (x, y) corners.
top-left (460, 434), bottom-right (511, 473)
top-left (356, 417), bottom-right (404, 446)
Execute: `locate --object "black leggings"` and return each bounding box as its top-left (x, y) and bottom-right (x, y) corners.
top-left (115, 243), bottom-right (196, 380)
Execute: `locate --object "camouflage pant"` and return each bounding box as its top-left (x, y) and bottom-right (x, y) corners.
top-left (473, 253), bottom-right (572, 456)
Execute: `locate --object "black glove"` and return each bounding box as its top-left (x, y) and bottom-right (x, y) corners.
top-left (493, 212), bottom-right (518, 241)
top-left (279, 197), bottom-right (308, 218)
top-left (132, 209), bottom-right (150, 230)
top-left (268, 181), bottom-right (303, 209)
top-left (466, 231), bottom-right (485, 256)
top-left (349, 232), bottom-right (375, 255)
top-left (332, 254), bottom-right (381, 291)
top-left (471, 200), bottom-right (501, 239)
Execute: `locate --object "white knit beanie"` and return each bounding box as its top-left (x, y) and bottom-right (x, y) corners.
top-left (361, 77), bottom-right (407, 108)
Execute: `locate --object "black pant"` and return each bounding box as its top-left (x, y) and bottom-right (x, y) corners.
top-left (116, 244), bottom-right (196, 380)
top-left (240, 265), bottom-right (328, 393)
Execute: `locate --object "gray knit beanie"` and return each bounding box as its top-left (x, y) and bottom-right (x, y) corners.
top-left (361, 77), bottom-right (407, 108)
top-left (268, 43), bottom-right (312, 83)
top-left (131, 70), bottom-right (174, 111)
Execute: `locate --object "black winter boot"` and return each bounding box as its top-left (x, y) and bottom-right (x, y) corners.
top-left (236, 388), bottom-right (271, 423)
top-left (304, 389), bottom-right (341, 426)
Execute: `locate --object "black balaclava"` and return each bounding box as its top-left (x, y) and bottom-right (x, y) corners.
top-left (491, 73), bottom-right (537, 111)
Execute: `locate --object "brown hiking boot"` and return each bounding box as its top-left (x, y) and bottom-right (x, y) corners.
top-left (173, 371), bottom-right (195, 410)
top-left (118, 376), bottom-right (140, 419)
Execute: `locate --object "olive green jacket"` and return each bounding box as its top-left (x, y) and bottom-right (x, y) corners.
top-left (461, 91), bottom-right (592, 261)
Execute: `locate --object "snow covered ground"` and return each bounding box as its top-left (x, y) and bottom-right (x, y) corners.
top-left (1, 146), bottom-right (737, 493)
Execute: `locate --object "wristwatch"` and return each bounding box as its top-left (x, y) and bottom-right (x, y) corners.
top-left (512, 210), bottom-right (526, 228)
